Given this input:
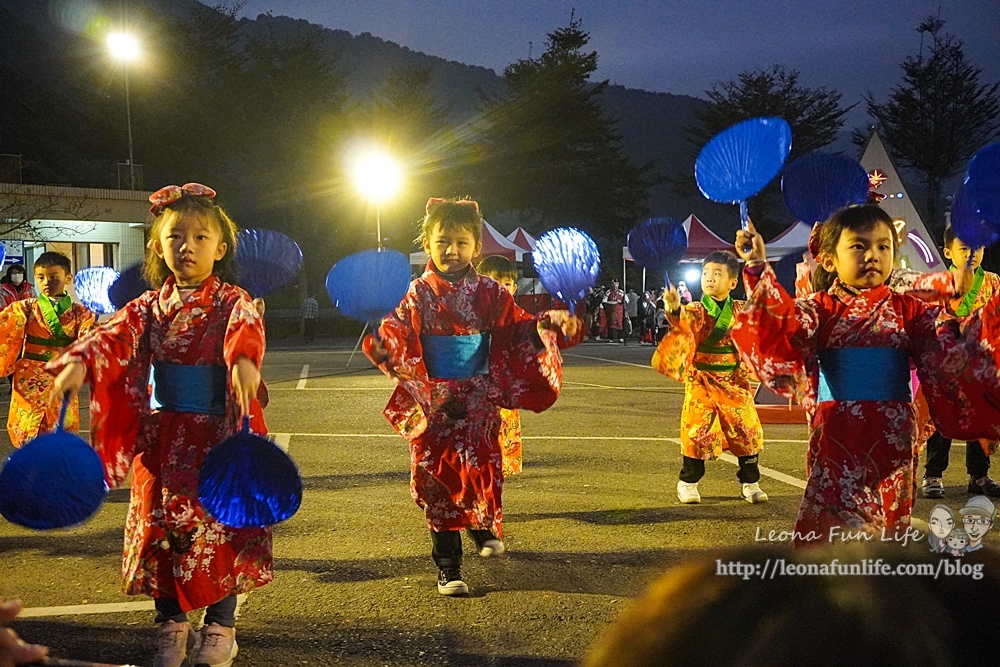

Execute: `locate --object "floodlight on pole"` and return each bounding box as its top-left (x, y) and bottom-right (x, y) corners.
top-left (107, 31), bottom-right (139, 190)
top-left (352, 151), bottom-right (402, 250)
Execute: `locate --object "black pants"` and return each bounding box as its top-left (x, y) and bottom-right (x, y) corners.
top-left (303, 318), bottom-right (317, 342)
top-left (924, 431), bottom-right (990, 478)
top-left (430, 529), bottom-right (498, 570)
top-left (680, 455), bottom-right (760, 484)
top-left (154, 594), bottom-right (238, 627)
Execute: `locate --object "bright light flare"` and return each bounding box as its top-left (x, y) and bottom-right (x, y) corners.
top-left (352, 151), bottom-right (402, 203)
top-left (684, 268), bottom-right (701, 284)
top-left (107, 32), bottom-right (139, 61)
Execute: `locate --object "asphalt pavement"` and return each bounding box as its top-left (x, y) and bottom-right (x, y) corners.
top-left (0, 338), bottom-right (986, 665)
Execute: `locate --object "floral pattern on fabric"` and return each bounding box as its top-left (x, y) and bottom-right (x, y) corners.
top-left (731, 265), bottom-right (1000, 546)
top-left (364, 263), bottom-right (579, 537)
top-left (499, 407), bottom-right (522, 477)
top-left (0, 298), bottom-right (94, 446)
top-left (651, 300), bottom-right (762, 460)
top-left (47, 276), bottom-right (271, 611)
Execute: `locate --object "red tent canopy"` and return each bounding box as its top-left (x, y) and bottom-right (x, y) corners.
top-left (506, 227), bottom-right (537, 251)
top-left (682, 214), bottom-right (732, 260)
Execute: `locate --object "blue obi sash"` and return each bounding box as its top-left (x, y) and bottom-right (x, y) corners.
top-left (421, 333), bottom-right (490, 379)
top-left (817, 347), bottom-right (910, 403)
top-left (150, 362), bottom-right (228, 415)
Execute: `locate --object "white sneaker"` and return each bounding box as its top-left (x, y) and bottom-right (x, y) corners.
top-left (478, 538), bottom-right (505, 558)
top-left (153, 620), bottom-right (196, 667)
top-left (742, 482), bottom-right (768, 504)
top-left (192, 623), bottom-right (238, 667)
top-left (677, 481), bottom-right (701, 504)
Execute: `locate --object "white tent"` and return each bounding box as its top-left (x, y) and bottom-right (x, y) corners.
top-left (764, 221), bottom-right (812, 260)
top-left (506, 227), bottom-right (537, 251)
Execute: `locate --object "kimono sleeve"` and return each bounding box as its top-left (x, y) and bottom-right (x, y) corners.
top-left (46, 293), bottom-right (155, 487)
top-left (486, 288), bottom-right (568, 413)
top-left (651, 303), bottom-right (706, 382)
top-left (914, 286), bottom-right (1000, 441)
top-left (363, 282), bottom-right (447, 416)
top-left (0, 300), bottom-right (28, 376)
top-left (223, 291), bottom-right (268, 433)
top-left (731, 264), bottom-right (818, 407)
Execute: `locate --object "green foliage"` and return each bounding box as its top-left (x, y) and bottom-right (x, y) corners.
top-left (682, 65), bottom-right (853, 236)
top-left (471, 19), bottom-right (651, 241)
top-left (862, 16), bottom-right (1000, 234)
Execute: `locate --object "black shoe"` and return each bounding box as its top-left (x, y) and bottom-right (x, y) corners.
top-left (968, 476), bottom-right (1000, 498)
top-left (437, 568), bottom-right (468, 596)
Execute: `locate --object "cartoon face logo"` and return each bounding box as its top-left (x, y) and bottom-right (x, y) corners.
top-left (959, 496), bottom-right (996, 551)
top-left (945, 527), bottom-right (969, 555)
top-left (927, 504), bottom-right (957, 553)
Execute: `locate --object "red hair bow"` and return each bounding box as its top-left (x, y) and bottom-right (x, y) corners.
top-left (425, 197), bottom-right (480, 214)
top-left (807, 222), bottom-right (822, 259)
top-left (149, 182), bottom-right (217, 217)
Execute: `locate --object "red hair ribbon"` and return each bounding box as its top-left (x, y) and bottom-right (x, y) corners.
top-left (425, 197), bottom-right (480, 214)
top-left (149, 182), bottom-right (217, 216)
top-left (807, 222), bottom-right (822, 259)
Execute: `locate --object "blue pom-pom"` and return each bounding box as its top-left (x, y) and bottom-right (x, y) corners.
top-left (533, 228), bottom-right (601, 313)
top-left (965, 142), bottom-right (1000, 230)
top-left (108, 263), bottom-right (152, 310)
top-left (952, 182), bottom-right (1000, 249)
top-left (73, 266), bottom-right (119, 315)
top-left (781, 152), bottom-right (870, 224)
top-left (0, 401), bottom-right (108, 530)
top-left (235, 228), bottom-right (304, 298)
top-left (696, 116), bottom-right (792, 205)
top-left (198, 418), bottom-right (302, 528)
top-left (326, 249), bottom-right (412, 326)
top-left (627, 217), bottom-right (688, 280)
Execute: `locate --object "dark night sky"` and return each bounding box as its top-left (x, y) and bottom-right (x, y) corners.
top-left (238, 0), bottom-right (1000, 124)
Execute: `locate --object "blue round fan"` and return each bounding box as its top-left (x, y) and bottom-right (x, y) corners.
top-left (236, 228), bottom-right (304, 298)
top-left (198, 417), bottom-right (302, 528)
top-left (781, 152), bottom-right (870, 224)
top-left (696, 116), bottom-right (793, 228)
top-left (0, 398), bottom-right (108, 529)
top-left (952, 182), bottom-right (1000, 249)
top-left (965, 142), bottom-right (1000, 228)
top-left (326, 249), bottom-right (412, 327)
top-left (532, 228), bottom-right (601, 314)
top-left (0, 245), bottom-right (7, 268)
top-left (109, 263), bottom-right (152, 310)
top-left (73, 266), bottom-right (119, 315)
top-left (627, 217), bottom-right (688, 284)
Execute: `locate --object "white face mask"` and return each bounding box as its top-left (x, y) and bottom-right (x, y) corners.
top-left (10, 273), bottom-right (23, 285)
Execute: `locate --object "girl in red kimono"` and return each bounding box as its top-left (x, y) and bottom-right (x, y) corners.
top-left (366, 198), bottom-right (581, 597)
top-left (732, 205), bottom-right (1000, 547)
top-left (49, 183), bottom-right (266, 667)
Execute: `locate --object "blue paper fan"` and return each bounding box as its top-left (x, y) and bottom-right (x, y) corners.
top-left (627, 217), bottom-right (688, 284)
top-left (696, 116), bottom-right (793, 228)
top-left (198, 417), bottom-right (302, 528)
top-left (952, 182), bottom-right (1000, 249)
top-left (109, 263), bottom-right (152, 310)
top-left (326, 249), bottom-right (412, 327)
top-left (532, 228), bottom-right (601, 314)
top-left (966, 142), bottom-right (1000, 228)
top-left (781, 152), bottom-right (870, 224)
top-left (0, 398), bottom-right (108, 529)
top-left (0, 245), bottom-right (7, 268)
top-left (73, 266), bottom-right (120, 314)
top-left (236, 228), bottom-right (304, 298)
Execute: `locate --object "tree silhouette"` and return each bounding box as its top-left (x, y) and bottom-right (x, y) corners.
top-left (682, 65), bottom-right (853, 236)
top-left (472, 19), bottom-right (650, 243)
top-left (862, 16), bottom-right (1000, 236)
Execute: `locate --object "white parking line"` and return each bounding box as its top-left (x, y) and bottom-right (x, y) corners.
top-left (563, 352), bottom-right (657, 369)
top-left (271, 433), bottom-right (292, 452)
top-left (20, 595), bottom-right (248, 619)
top-left (662, 437), bottom-right (808, 490)
top-left (296, 364), bottom-right (309, 390)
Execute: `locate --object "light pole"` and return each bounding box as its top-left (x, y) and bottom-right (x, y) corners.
top-left (352, 150), bottom-right (402, 250)
top-left (107, 32), bottom-right (139, 190)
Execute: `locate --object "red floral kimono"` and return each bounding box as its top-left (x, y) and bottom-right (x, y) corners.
top-left (48, 276), bottom-right (271, 611)
top-left (0, 297), bottom-right (94, 446)
top-left (499, 408), bottom-right (523, 477)
top-left (652, 296), bottom-right (762, 460)
top-left (364, 264), bottom-right (577, 538)
top-left (732, 265), bottom-right (1000, 546)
